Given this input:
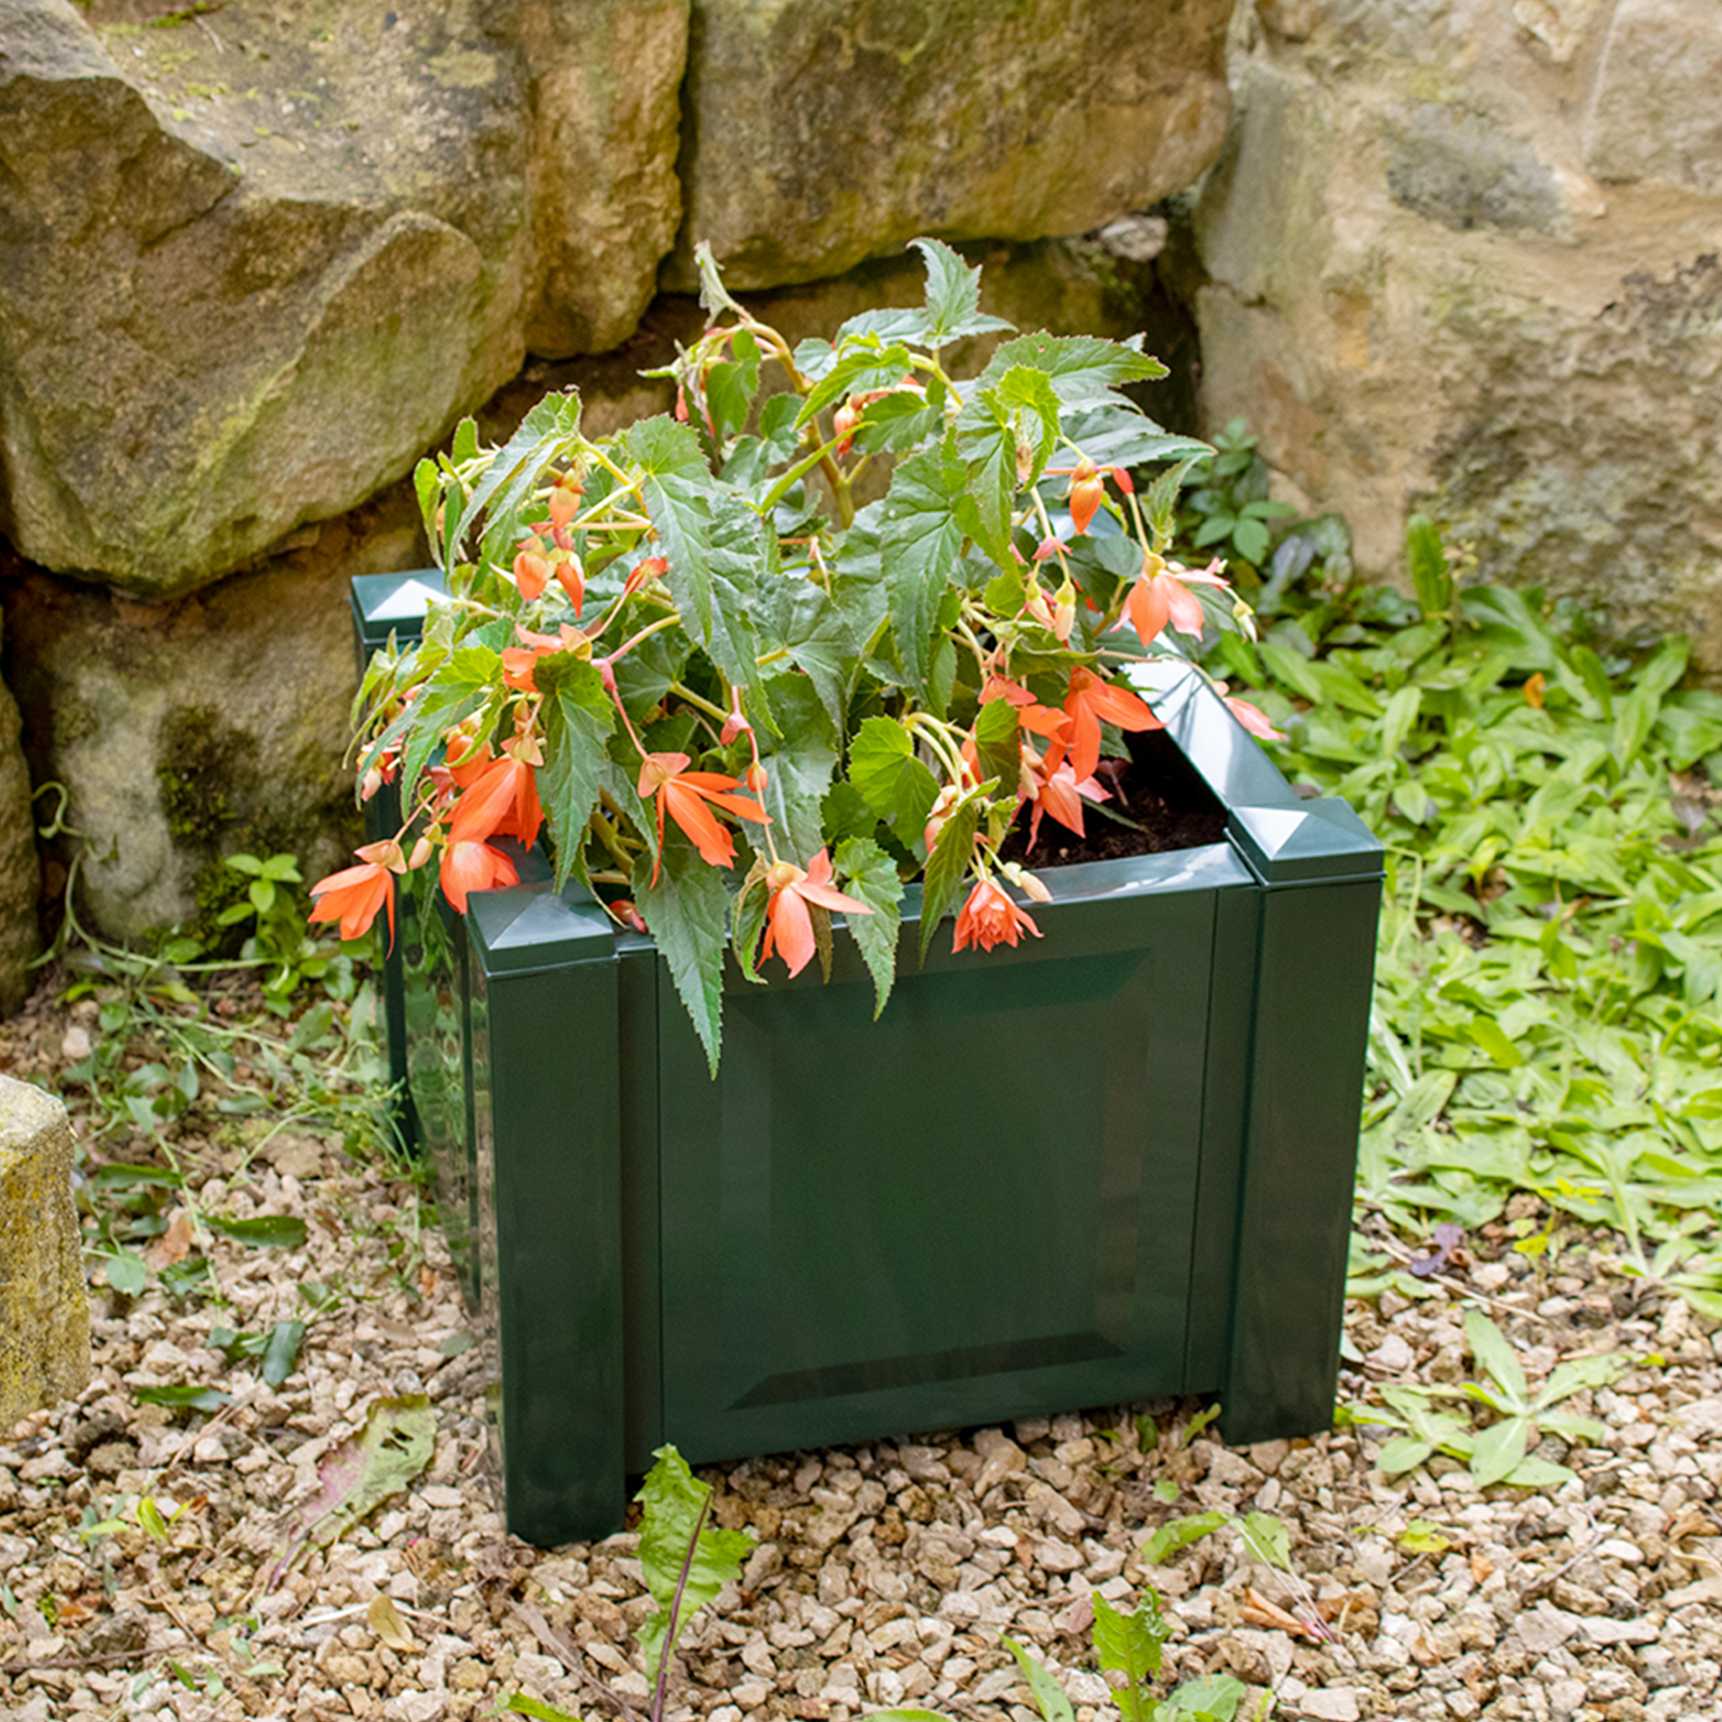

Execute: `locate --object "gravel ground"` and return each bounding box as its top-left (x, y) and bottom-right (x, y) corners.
top-left (2, 980), bottom-right (1719, 1722)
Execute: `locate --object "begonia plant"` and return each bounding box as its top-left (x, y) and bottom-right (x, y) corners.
top-left (314, 241), bottom-right (1276, 1071)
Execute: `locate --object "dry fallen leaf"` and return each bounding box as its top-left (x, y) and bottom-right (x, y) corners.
top-left (366, 1593), bottom-right (416, 1653)
top-left (146, 1208), bottom-right (195, 1269)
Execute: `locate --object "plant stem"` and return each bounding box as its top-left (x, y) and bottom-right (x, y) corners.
top-left (649, 1497), bottom-right (709, 1722)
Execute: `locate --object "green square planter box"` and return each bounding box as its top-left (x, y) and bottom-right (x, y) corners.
top-left (352, 570), bottom-right (1383, 1547)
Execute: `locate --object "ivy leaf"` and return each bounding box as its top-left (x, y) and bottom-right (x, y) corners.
top-left (536, 655), bottom-right (617, 889)
top-left (910, 236), bottom-right (1015, 347)
top-left (635, 839), bottom-right (731, 1078)
top-left (834, 837), bottom-right (904, 1018)
top-left (975, 331), bottom-right (1167, 405)
top-left (882, 443), bottom-right (967, 696)
top-left (918, 798), bottom-right (981, 963)
top-left (635, 1446), bottom-right (754, 1682)
top-left (1002, 1637), bottom-right (1075, 1722)
top-left (1140, 1510), bottom-right (1228, 1565)
top-left (848, 716), bottom-right (939, 853)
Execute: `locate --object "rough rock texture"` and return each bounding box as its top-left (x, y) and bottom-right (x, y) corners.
top-left (2, 489), bottom-right (426, 942)
top-left (0, 613), bottom-right (38, 1014)
top-left (1190, 0), bottom-right (1722, 661)
top-left (0, 0), bottom-right (688, 596)
top-left (668, 0), bottom-right (1232, 289)
top-left (524, 0), bottom-right (690, 359)
top-left (0, 1076), bottom-right (89, 1430)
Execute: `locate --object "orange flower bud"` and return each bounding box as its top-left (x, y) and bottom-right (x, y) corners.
top-left (513, 550), bottom-right (549, 602)
top-left (408, 836), bottom-right (434, 870)
top-left (547, 486), bottom-right (579, 531)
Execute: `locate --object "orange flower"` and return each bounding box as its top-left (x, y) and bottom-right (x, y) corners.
top-left (1123, 552), bottom-right (1230, 648)
top-left (1053, 667), bottom-right (1162, 783)
top-left (1225, 694), bottom-right (1284, 742)
top-left (760, 851), bottom-right (873, 978)
top-left (1024, 754), bottom-right (1109, 849)
top-left (1067, 459), bottom-right (1105, 536)
top-left (637, 752), bottom-right (769, 883)
top-left (439, 839), bottom-right (519, 913)
top-left (449, 754), bottom-right (543, 851)
top-left (309, 840), bottom-right (402, 948)
top-left (555, 556), bottom-right (585, 615)
top-left (502, 622), bottom-right (584, 693)
top-left (979, 676), bottom-right (1065, 739)
top-left (953, 876), bottom-right (1041, 954)
top-left (513, 548), bottom-right (550, 602)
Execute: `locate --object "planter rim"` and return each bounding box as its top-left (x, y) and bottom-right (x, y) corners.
top-left (353, 567), bottom-right (1384, 980)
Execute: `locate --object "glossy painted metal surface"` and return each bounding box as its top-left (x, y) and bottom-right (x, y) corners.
top-left (350, 570), bottom-right (448, 1154)
top-left (354, 563), bottom-right (1384, 1547)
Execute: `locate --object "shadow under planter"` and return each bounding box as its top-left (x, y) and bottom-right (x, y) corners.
top-left (351, 571), bottom-right (1383, 1547)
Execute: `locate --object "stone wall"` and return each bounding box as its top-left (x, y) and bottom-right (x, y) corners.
top-left (0, 0), bottom-right (1230, 951)
top-left (1189, 0), bottom-right (1722, 659)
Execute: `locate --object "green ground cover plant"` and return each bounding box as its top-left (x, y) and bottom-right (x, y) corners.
top-left (1195, 505), bottom-right (1722, 1323)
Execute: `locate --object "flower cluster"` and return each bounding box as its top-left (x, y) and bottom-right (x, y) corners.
top-left (323, 241), bottom-right (1277, 1070)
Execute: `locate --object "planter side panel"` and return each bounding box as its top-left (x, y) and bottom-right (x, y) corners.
top-left (469, 930), bottom-right (627, 1545)
top-left (1221, 875), bottom-right (1382, 1444)
top-left (658, 874), bottom-right (1231, 1465)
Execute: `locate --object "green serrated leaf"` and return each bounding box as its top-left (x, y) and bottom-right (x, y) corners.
top-left (635, 1446), bottom-right (754, 1682)
top-left (635, 839), bottom-right (731, 1077)
top-left (834, 837), bottom-right (904, 1018)
top-left (848, 716), bottom-right (940, 852)
top-left (918, 798), bottom-right (981, 963)
top-left (882, 443), bottom-right (967, 696)
top-left (536, 655), bottom-right (617, 888)
top-left (1090, 1592), bottom-right (1167, 1722)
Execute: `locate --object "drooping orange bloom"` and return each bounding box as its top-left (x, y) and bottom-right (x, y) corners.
top-left (1024, 754), bottom-right (1110, 849)
top-left (1124, 553), bottom-right (1231, 648)
top-left (449, 754), bottom-right (542, 851)
top-left (555, 556), bottom-right (585, 615)
top-left (513, 549), bottom-right (550, 602)
top-left (953, 876), bottom-right (1041, 954)
top-left (309, 840), bottom-right (402, 948)
top-left (502, 622), bottom-right (585, 693)
top-left (1225, 694), bottom-right (1285, 742)
top-left (637, 752), bottom-right (769, 883)
top-left (1053, 667), bottom-right (1162, 783)
top-left (439, 839), bottom-right (520, 913)
top-left (760, 851), bottom-right (873, 978)
top-left (979, 676), bottom-right (1065, 740)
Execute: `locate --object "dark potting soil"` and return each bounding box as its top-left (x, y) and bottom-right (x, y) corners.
top-left (996, 728), bottom-right (1229, 869)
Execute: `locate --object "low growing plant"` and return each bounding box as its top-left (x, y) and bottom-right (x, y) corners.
top-left (318, 240), bottom-right (1274, 1069)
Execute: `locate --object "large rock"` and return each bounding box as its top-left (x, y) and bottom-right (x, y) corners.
top-left (2, 488), bottom-right (426, 941)
top-left (0, 611), bottom-right (38, 1014)
top-left (0, 1077), bottom-right (90, 1430)
top-left (0, 0), bottom-right (688, 597)
top-left (524, 0), bottom-right (690, 359)
top-left (1191, 0), bottom-right (1722, 662)
top-left (668, 0), bottom-right (1232, 289)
